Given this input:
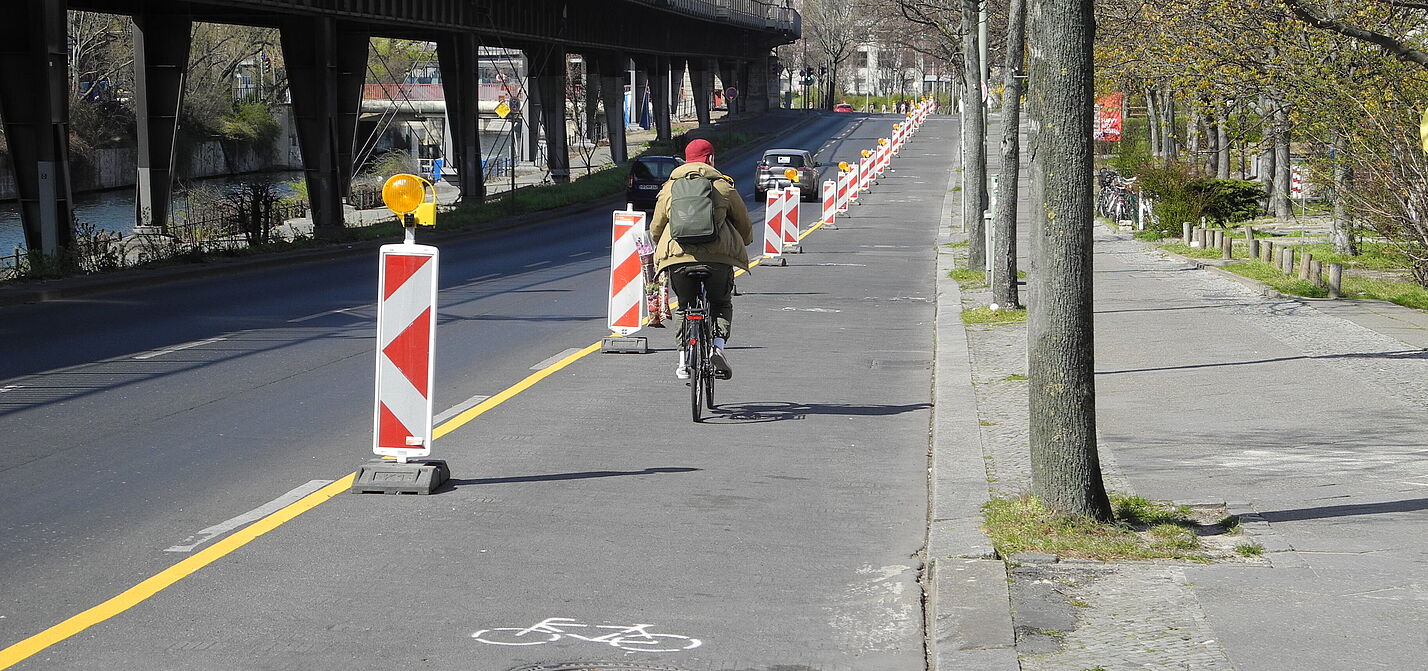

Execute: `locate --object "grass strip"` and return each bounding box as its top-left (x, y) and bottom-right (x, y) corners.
top-left (961, 306), bottom-right (1027, 324)
top-left (982, 494), bottom-right (1208, 562)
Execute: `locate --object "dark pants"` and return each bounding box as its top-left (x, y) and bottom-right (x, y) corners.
top-left (667, 262), bottom-right (735, 346)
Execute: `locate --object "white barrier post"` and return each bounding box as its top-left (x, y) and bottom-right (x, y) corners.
top-left (783, 185), bottom-right (802, 253)
top-left (849, 162), bottom-right (862, 203)
top-left (602, 206), bottom-right (649, 353)
top-left (763, 187), bottom-right (787, 266)
top-left (836, 170), bottom-right (851, 213)
top-left (822, 180), bottom-right (838, 227)
top-left (860, 154), bottom-right (873, 192)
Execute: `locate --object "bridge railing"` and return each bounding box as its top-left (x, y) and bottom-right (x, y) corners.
top-left (635, 0), bottom-right (800, 34)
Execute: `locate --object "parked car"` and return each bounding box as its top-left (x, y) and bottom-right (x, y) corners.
top-left (833, 103), bottom-right (854, 113)
top-left (625, 155), bottom-right (683, 212)
top-left (754, 149), bottom-right (820, 201)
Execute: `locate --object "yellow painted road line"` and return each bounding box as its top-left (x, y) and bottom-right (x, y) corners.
top-left (0, 475), bottom-right (354, 670)
top-left (0, 222), bottom-right (825, 668)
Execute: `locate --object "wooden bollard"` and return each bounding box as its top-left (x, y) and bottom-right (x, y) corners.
top-left (1271, 244), bottom-right (1280, 266)
top-left (1329, 263), bottom-right (1343, 298)
top-left (1182, 222), bottom-right (1192, 245)
top-left (1261, 240), bottom-right (1273, 264)
top-left (1193, 228), bottom-right (1205, 248)
top-left (1298, 252), bottom-right (1314, 281)
top-left (1222, 234), bottom-right (1233, 260)
top-left (1249, 239), bottom-right (1260, 259)
top-left (1211, 230), bottom-right (1223, 250)
top-left (1245, 226), bottom-right (1255, 241)
top-left (1309, 259), bottom-right (1323, 287)
top-left (1283, 248), bottom-right (1295, 275)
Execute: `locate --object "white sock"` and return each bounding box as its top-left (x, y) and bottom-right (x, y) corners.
top-left (678, 349), bottom-right (688, 367)
top-left (713, 337), bottom-right (726, 350)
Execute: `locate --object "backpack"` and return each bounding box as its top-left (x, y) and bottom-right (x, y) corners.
top-left (667, 173), bottom-right (720, 245)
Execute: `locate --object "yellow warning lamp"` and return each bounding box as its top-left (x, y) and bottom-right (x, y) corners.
top-left (838, 161), bottom-right (850, 172)
top-left (382, 173), bottom-right (437, 227)
top-left (783, 167), bottom-right (800, 183)
top-left (860, 149), bottom-right (871, 159)
top-left (893, 123), bottom-right (902, 131)
top-left (878, 138), bottom-right (889, 147)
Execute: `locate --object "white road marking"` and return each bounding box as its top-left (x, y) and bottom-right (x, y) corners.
top-left (530, 348), bottom-right (583, 371)
top-left (164, 479), bottom-right (334, 552)
top-left (568, 251), bottom-right (592, 257)
top-left (0, 385), bottom-right (23, 393)
top-left (287, 306), bottom-right (363, 323)
top-left (435, 393), bottom-right (491, 424)
top-left (133, 337), bottom-right (227, 360)
top-left (524, 260), bottom-right (551, 268)
top-left (473, 272), bottom-right (502, 281)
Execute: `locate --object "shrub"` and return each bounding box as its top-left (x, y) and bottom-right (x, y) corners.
top-left (1188, 179), bottom-right (1264, 224)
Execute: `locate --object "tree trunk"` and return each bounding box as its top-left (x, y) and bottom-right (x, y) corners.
top-left (962, 0), bottom-right (989, 269)
top-left (992, 0), bottom-right (1027, 309)
top-left (1027, 0), bottom-right (1112, 521)
top-left (1259, 97), bottom-right (1276, 213)
top-left (1331, 134), bottom-right (1359, 255)
top-left (1162, 87), bottom-right (1177, 160)
top-left (1215, 106), bottom-right (1231, 179)
top-left (1187, 109), bottom-right (1201, 161)
top-left (1272, 98), bottom-right (1292, 219)
top-left (1145, 88), bottom-right (1161, 159)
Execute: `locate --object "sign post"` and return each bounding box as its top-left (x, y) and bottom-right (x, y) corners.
top-left (353, 174), bottom-right (450, 495)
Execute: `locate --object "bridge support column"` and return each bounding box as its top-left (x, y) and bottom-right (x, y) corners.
top-left (690, 59), bottom-right (713, 128)
top-left (632, 67), bottom-right (649, 131)
top-left (597, 53), bottom-right (629, 166)
top-left (582, 54), bottom-right (603, 144)
top-left (281, 17), bottom-right (367, 238)
top-left (718, 60), bottom-right (739, 116)
top-left (651, 56), bottom-right (673, 142)
top-left (669, 57), bottom-right (687, 124)
top-left (132, 11), bottom-right (192, 236)
top-left (0, 0), bottom-right (74, 255)
top-left (530, 46), bottom-right (570, 183)
top-left (745, 56), bottom-right (771, 115)
top-left (437, 32), bottom-right (485, 201)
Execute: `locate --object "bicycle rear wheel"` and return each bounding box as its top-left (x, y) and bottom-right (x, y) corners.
top-left (702, 321), bottom-right (716, 411)
top-left (688, 328), bottom-right (703, 422)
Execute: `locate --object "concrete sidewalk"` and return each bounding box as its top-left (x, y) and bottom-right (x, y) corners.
top-left (932, 112), bottom-right (1428, 670)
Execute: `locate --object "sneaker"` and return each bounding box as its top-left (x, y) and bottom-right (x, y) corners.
top-left (676, 350), bottom-right (690, 380)
top-left (710, 347), bottom-right (732, 380)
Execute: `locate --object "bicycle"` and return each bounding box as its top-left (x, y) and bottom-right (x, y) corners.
top-left (681, 271), bottom-right (718, 422)
top-left (471, 617), bottom-right (701, 652)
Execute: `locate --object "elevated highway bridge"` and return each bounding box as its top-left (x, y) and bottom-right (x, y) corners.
top-left (0, 0), bottom-right (798, 255)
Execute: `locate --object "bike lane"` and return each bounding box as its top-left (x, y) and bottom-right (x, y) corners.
top-left (5, 113), bottom-right (951, 671)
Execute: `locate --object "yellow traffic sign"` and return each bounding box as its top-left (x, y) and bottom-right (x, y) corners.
top-left (495, 102), bottom-right (512, 119)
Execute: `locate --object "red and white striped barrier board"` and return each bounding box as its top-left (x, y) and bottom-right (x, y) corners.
top-left (859, 156), bottom-right (873, 192)
top-left (836, 170), bottom-right (851, 212)
top-left (848, 163), bottom-right (862, 203)
top-left (608, 207), bottom-right (648, 336)
top-left (373, 242), bottom-right (439, 459)
top-left (763, 188), bottom-right (785, 258)
top-left (1290, 166), bottom-right (1306, 197)
top-left (783, 186), bottom-right (801, 246)
top-left (822, 180), bottom-right (837, 224)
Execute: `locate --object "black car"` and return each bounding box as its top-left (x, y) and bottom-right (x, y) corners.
top-left (625, 155), bottom-right (683, 212)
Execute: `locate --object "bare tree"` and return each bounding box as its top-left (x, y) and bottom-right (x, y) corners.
top-left (802, 0), bottom-right (876, 109)
top-left (960, 0), bottom-right (989, 268)
top-left (1026, 0), bottom-right (1112, 521)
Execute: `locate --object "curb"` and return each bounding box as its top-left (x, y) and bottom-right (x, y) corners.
top-left (926, 139), bottom-right (1018, 671)
top-left (0, 111), bottom-right (824, 309)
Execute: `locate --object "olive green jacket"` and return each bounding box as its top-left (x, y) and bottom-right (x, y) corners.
top-left (649, 162), bottom-right (754, 272)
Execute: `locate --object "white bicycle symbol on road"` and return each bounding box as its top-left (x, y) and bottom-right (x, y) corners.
top-left (472, 617), bottom-right (701, 652)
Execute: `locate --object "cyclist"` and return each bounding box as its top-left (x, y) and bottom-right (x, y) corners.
top-left (649, 138), bottom-right (754, 380)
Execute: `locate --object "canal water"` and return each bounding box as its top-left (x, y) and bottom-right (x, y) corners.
top-left (0, 170), bottom-right (303, 260)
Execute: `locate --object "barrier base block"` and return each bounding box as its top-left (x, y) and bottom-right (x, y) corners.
top-left (351, 458), bottom-right (450, 495)
top-left (601, 336), bottom-right (648, 353)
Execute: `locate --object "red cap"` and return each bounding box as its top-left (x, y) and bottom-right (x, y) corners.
top-left (684, 138), bottom-right (714, 164)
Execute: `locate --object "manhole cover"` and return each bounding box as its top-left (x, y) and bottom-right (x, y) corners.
top-left (506, 664), bottom-right (693, 671)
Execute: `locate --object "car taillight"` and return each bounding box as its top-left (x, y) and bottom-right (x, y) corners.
top-left (626, 175), bottom-right (635, 188)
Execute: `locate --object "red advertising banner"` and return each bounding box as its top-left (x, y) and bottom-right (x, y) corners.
top-left (1094, 93), bottom-right (1125, 141)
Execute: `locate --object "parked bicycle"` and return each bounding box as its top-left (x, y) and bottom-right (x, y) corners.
top-left (472, 617), bottom-right (700, 652)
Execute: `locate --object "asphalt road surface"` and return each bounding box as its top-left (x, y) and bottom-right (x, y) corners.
top-left (0, 110), bottom-right (952, 670)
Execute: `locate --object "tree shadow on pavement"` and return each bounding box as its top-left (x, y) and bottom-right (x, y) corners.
top-left (1097, 349), bottom-right (1428, 375)
top-left (441, 467), bottom-right (700, 490)
top-left (701, 400), bottom-right (932, 424)
top-left (1259, 497), bottom-right (1428, 523)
